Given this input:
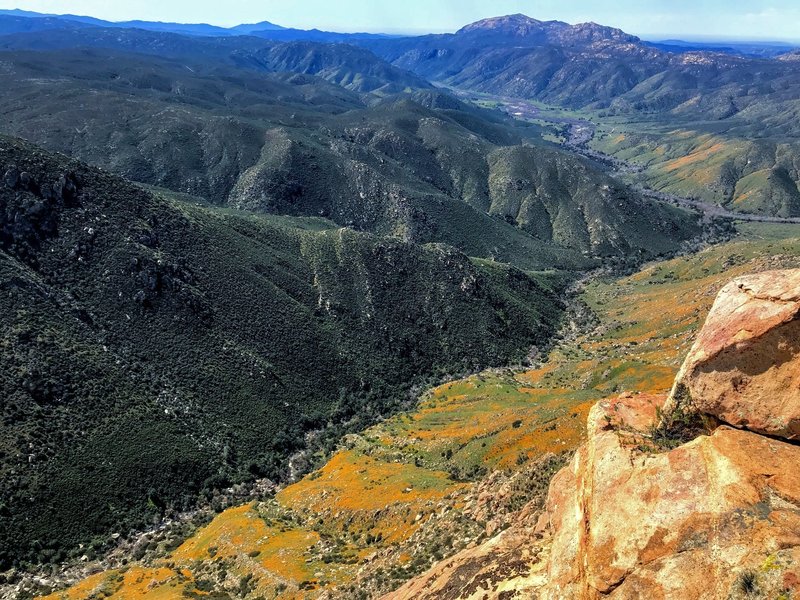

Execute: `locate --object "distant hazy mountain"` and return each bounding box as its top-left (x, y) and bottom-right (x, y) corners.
top-left (455, 13), bottom-right (639, 45)
top-left (0, 13), bottom-right (96, 34)
top-left (0, 26), bottom-right (430, 94)
top-left (0, 9), bottom-right (406, 42)
top-left (648, 38), bottom-right (797, 58)
top-left (246, 27), bottom-right (397, 42)
top-left (229, 21), bottom-right (291, 34)
top-left (362, 14), bottom-right (800, 122)
top-left (0, 8), bottom-right (285, 36)
top-left (0, 8), bottom-right (109, 24)
top-left (362, 14), bottom-right (666, 107)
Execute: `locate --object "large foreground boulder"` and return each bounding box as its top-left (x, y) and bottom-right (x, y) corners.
top-left (539, 393), bottom-right (800, 599)
top-left (387, 393), bottom-right (800, 600)
top-left (666, 268), bottom-right (800, 440)
top-left (539, 269), bottom-right (800, 598)
top-left (386, 269), bottom-right (800, 600)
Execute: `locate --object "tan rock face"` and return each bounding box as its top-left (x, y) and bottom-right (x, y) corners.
top-left (388, 393), bottom-right (800, 600)
top-left (381, 525), bottom-right (549, 600)
top-left (667, 268), bottom-right (800, 440)
top-left (540, 393), bottom-right (800, 600)
top-left (385, 270), bottom-right (800, 599)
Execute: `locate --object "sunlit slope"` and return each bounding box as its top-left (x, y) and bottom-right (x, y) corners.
top-left (40, 222), bottom-right (800, 600)
top-left (592, 126), bottom-right (800, 217)
top-left (0, 46), bottom-right (699, 268)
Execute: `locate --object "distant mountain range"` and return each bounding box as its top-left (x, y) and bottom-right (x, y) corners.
top-left (359, 14), bottom-right (800, 111)
top-left (0, 8), bottom-right (396, 41)
top-left (3, 8), bottom-right (798, 49)
top-left (648, 38), bottom-right (797, 58)
top-left (0, 7), bottom-right (285, 35)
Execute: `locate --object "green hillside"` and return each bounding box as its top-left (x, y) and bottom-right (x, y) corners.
top-left (0, 47), bottom-right (698, 268)
top-left (0, 135), bottom-right (568, 568)
top-left (590, 124), bottom-right (800, 217)
top-left (362, 14), bottom-right (800, 218)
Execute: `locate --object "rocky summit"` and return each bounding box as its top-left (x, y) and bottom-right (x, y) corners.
top-left (388, 268), bottom-right (800, 599)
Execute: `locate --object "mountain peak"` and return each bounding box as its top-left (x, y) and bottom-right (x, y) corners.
top-left (567, 21), bottom-right (640, 44)
top-left (456, 14), bottom-right (566, 36)
top-left (456, 14), bottom-right (638, 45)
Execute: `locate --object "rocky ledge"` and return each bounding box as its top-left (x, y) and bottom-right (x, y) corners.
top-left (386, 269), bottom-right (800, 600)
top-left (665, 269), bottom-right (800, 440)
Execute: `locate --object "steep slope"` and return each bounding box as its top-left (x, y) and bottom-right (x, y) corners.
top-left (234, 41), bottom-right (432, 94)
top-left (484, 145), bottom-right (690, 258)
top-left (0, 45), bottom-right (699, 268)
top-left (0, 48), bottom-right (364, 198)
top-left (30, 223), bottom-right (800, 599)
top-left (387, 261), bottom-right (800, 600)
top-left (227, 101), bottom-right (696, 267)
top-left (0, 27), bottom-right (430, 95)
top-left (0, 135), bottom-right (570, 569)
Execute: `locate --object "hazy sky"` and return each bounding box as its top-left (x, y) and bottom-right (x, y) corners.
top-left (5, 0), bottom-right (800, 41)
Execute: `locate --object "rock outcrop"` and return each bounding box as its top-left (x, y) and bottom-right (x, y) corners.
top-left (540, 393), bottom-right (800, 599)
top-left (388, 269), bottom-right (800, 600)
top-left (666, 269), bottom-right (800, 440)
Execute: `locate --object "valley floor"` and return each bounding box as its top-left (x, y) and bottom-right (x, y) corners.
top-left (23, 221), bottom-right (800, 600)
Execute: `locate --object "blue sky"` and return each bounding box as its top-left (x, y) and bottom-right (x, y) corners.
top-left (5, 0), bottom-right (800, 41)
